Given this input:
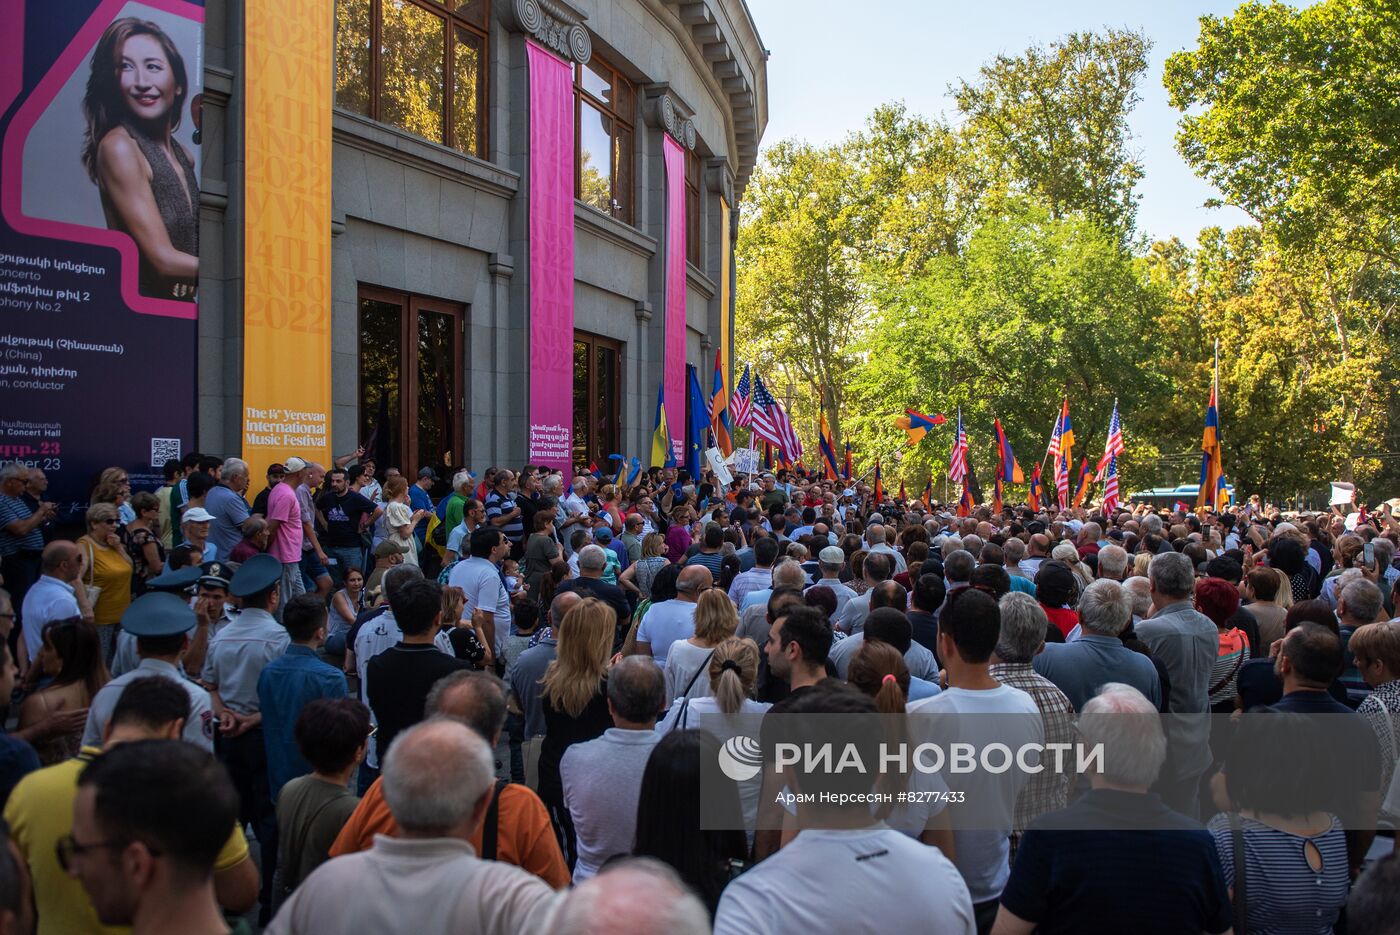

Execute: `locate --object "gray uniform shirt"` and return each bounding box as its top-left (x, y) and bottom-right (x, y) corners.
top-left (200, 607), bottom-right (290, 715)
top-left (84, 657), bottom-right (214, 750)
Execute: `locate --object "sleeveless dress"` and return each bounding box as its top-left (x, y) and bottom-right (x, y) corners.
top-left (100, 122), bottom-right (199, 300)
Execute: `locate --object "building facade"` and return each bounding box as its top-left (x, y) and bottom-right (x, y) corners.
top-left (197, 0), bottom-right (766, 475)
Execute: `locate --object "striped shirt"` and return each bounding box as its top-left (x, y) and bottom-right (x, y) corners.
top-left (1207, 814), bottom-right (1348, 935)
top-left (1358, 680), bottom-right (1400, 819)
top-left (1208, 628), bottom-right (1250, 707)
top-left (0, 494), bottom-right (42, 555)
top-left (990, 663), bottom-right (1075, 847)
top-left (484, 490), bottom-right (524, 543)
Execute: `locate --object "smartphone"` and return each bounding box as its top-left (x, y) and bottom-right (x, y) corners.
top-left (1364, 542), bottom-right (1375, 569)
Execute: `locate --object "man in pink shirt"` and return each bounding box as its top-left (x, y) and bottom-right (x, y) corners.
top-left (265, 456), bottom-right (308, 615)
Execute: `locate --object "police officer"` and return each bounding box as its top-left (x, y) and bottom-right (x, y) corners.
top-left (110, 565), bottom-right (201, 677)
top-left (184, 560), bottom-right (238, 677)
top-left (81, 591), bottom-right (216, 751)
top-left (202, 553), bottom-right (289, 924)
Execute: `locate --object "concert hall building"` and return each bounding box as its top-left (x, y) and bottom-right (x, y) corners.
top-left (194, 0), bottom-right (768, 474)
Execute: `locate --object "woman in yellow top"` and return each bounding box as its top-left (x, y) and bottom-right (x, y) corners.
top-left (77, 502), bottom-right (132, 663)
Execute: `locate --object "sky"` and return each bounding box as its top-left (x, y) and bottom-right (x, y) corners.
top-left (745, 0), bottom-right (1262, 245)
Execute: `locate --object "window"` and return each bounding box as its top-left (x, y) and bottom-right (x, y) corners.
top-left (575, 55), bottom-right (635, 224)
top-left (686, 150), bottom-right (702, 267)
top-left (335, 0), bottom-right (488, 157)
top-left (358, 287), bottom-right (464, 475)
top-left (572, 332), bottom-right (621, 469)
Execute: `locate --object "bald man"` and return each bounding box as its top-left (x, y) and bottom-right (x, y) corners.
top-left (634, 566), bottom-right (710, 666)
top-left (21, 540), bottom-right (87, 665)
top-left (557, 858), bottom-right (709, 935)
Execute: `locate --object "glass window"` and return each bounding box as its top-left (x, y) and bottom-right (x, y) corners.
top-left (686, 150), bottom-right (702, 267)
top-left (575, 54), bottom-right (635, 224)
top-left (572, 332), bottom-right (621, 469)
top-left (358, 288), bottom-right (464, 474)
top-left (334, 0), bottom-right (489, 157)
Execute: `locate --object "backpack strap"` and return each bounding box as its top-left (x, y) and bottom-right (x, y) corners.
top-left (1229, 811), bottom-right (1248, 935)
top-left (482, 778), bottom-right (508, 861)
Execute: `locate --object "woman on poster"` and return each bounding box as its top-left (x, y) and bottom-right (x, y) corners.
top-left (81, 16), bottom-right (199, 300)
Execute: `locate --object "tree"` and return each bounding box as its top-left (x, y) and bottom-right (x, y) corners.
top-left (736, 139), bottom-right (865, 451)
top-left (953, 29), bottom-right (1150, 238)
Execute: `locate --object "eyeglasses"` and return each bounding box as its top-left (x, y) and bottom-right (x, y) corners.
top-left (95, 519), bottom-right (117, 525)
top-left (55, 834), bottom-right (148, 871)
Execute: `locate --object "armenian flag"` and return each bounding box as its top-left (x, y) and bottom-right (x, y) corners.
top-left (899, 481), bottom-right (906, 503)
top-left (873, 458), bottom-right (884, 504)
top-left (922, 475), bottom-right (933, 509)
top-left (1197, 361), bottom-right (1225, 510)
top-left (957, 483), bottom-right (973, 517)
top-left (1072, 456), bottom-right (1092, 508)
top-left (1029, 464), bottom-right (1044, 511)
top-left (709, 350), bottom-right (733, 456)
top-left (993, 419), bottom-right (1024, 483)
top-left (818, 414), bottom-right (841, 481)
top-left (843, 442), bottom-right (853, 481)
top-left (993, 473), bottom-right (1003, 514)
top-left (895, 409), bottom-right (946, 446)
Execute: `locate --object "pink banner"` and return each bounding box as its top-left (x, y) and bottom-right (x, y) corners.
top-left (663, 135), bottom-right (687, 464)
top-left (526, 42), bottom-right (575, 471)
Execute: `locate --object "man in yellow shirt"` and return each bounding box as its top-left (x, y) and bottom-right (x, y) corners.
top-left (5, 676), bottom-right (258, 934)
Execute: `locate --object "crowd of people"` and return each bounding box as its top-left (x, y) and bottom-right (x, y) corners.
top-left (1, 452), bottom-right (1399, 933)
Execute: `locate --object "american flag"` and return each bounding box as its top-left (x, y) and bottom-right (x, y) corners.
top-left (1095, 401), bottom-right (1124, 481)
top-left (1055, 452), bottom-right (1070, 505)
top-left (749, 373), bottom-right (803, 461)
top-left (731, 364), bottom-right (752, 427)
top-left (1046, 409), bottom-right (1063, 462)
top-left (947, 409), bottom-right (968, 484)
top-left (1102, 455), bottom-right (1120, 513)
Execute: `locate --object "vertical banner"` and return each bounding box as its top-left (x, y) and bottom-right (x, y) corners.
top-left (525, 42), bottom-right (575, 472)
top-left (662, 135), bottom-right (687, 464)
top-left (241, 0), bottom-right (332, 481)
top-left (0, 0), bottom-right (204, 516)
top-left (719, 195), bottom-right (732, 401)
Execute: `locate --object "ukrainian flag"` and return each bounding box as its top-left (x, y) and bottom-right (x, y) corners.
top-left (651, 380), bottom-right (675, 468)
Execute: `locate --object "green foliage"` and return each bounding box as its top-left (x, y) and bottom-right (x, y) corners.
top-left (736, 11), bottom-right (1400, 502)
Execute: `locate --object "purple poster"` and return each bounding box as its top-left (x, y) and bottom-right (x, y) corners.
top-left (0, 0), bottom-right (202, 517)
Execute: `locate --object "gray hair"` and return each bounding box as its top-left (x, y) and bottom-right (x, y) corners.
top-left (383, 563), bottom-right (425, 601)
top-left (942, 536), bottom-right (965, 559)
top-left (555, 857), bottom-right (710, 935)
top-left (382, 720), bottom-right (494, 835)
top-left (542, 474), bottom-right (563, 495)
top-left (1078, 683), bottom-right (1165, 788)
top-left (424, 670), bottom-right (509, 743)
top-left (1340, 577), bottom-right (1384, 624)
top-left (1149, 551), bottom-right (1195, 599)
top-left (1140, 514), bottom-right (1164, 535)
top-left (1081, 522), bottom-right (1102, 542)
top-left (1122, 576), bottom-right (1153, 619)
top-left (607, 656), bottom-right (666, 724)
top-left (960, 534), bottom-right (984, 557)
top-left (1372, 537), bottom-right (1395, 570)
top-left (1002, 537), bottom-right (1026, 563)
top-left (0, 462), bottom-right (28, 482)
top-left (578, 544), bottom-right (607, 572)
top-left (866, 524), bottom-right (886, 546)
top-left (996, 592), bottom-right (1050, 663)
top-left (943, 550), bottom-right (976, 584)
top-left (1079, 579), bottom-right (1134, 636)
top-left (452, 470), bottom-right (474, 494)
top-left (771, 559), bottom-right (809, 590)
top-left (1096, 544), bottom-right (1129, 579)
top-left (221, 457), bottom-right (249, 480)
top-left (786, 542), bottom-right (808, 562)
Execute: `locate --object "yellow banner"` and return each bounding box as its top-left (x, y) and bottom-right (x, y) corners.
top-left (241, 1), bottom-right (333, 481)
top-left (720, 196), bottom-right (732, 399)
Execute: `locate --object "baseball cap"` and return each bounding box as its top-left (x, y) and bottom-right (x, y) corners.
top-left (418, 467), bottom-right (439, 480)
top-left (182, 507), bottom-right (214, 524)
top-left (374, 539), bottom-right (409, 558)
top-left (266, 463), bottom-right (286, 476)
top-left (594, 527), bottom-right (614, 542)
top-left (283, 456), bottom-right (308, 472)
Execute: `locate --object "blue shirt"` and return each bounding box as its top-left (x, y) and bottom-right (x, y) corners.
top-left (0, 494), bottom-right (42, 555)
top-left (1001, 789), bottom-right (1231, 935)
top-left (408, 485), bottom-right (433, 540)
top-left (257, 645), bottom-right (348, 800)
top-left (0, 733), bottom-right (39, 809)
top-left (204, 485), bottom-right (251, 561)
top-left (1033, 634), bottom-right (1161, 711)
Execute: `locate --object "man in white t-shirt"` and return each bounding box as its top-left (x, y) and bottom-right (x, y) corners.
top-left (448, 527), bottom-right (513, 656)
top-left (634, 566), bottom-right (707, 666)
top-left (715, 680), bottom-right (975, 935)
top-left (908, 587), bottom-right (1043, 931)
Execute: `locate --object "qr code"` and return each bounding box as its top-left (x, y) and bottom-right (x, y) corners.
top-left (150, 438), bottom-right (182, 467)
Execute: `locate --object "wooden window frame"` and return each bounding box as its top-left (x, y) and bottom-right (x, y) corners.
top-left (573, 331), bottom-right (623, 468)
top-left (357, 285), bottom-right (465, 473)
top-left (574, 54), bottom-right (636, 225)
top-left (343, 0), bottom-right (490, 157)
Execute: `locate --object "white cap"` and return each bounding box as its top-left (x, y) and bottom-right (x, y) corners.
top-left (283, 456), bottom-right (308, 472)
top-left (182, 507), bottom-right (214, 524)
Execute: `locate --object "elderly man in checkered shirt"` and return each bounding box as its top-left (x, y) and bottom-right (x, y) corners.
top-left (989, 591), bottom-right (1076, 855)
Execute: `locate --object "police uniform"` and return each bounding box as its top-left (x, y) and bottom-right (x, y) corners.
top-left (81, 592), bottom-right (216, 751)
top-left (204, 554), bottom-right (290, 919)
top-left (111, 563), bottom-right (239, 676)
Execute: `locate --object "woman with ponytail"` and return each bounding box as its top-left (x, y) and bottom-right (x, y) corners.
top-left (843, 640), bottom-right (955, 855)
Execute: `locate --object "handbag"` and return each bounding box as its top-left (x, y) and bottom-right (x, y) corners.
top-left (81, 539), bottom-right (103, 609)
